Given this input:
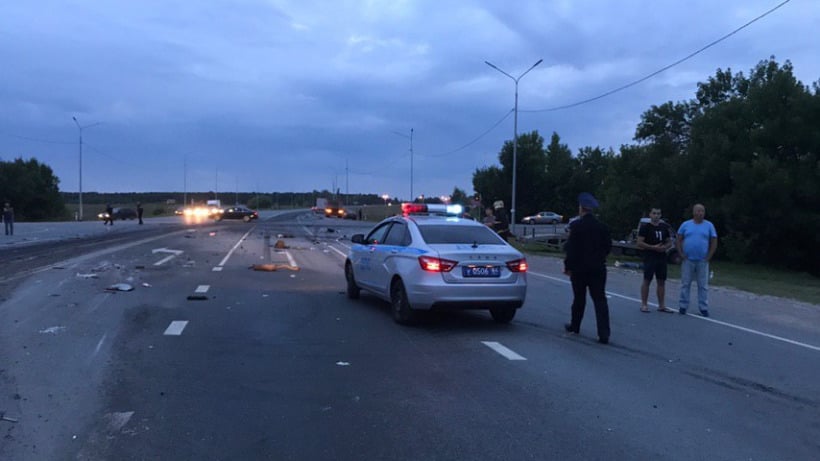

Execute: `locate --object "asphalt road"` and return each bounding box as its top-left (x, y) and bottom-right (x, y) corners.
top-left (1, 212), bottom-right (818, 460)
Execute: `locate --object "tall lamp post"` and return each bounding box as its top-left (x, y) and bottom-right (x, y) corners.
top-left (485, 59), bottom-right (542, 233)
top-left (391, 128), bottom-right (414, 201)
top-left (72, 116), bottom-right (101, 221)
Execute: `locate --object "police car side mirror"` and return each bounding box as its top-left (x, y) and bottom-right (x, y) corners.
top-left (351, 234), bottom-right (365, 244)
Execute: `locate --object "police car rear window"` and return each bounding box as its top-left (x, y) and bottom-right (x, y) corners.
top-left (417, 224), bottom-right (504, 245)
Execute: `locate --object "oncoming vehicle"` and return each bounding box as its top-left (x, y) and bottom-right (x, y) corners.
top-left (97, 207), bottom-right (137, 221)
top-left (344, 203), bottom-right (528, 324)
top-left (521, 211), bottom-right (563, 224)
top-left (214, 206), bottom-right (258, 222)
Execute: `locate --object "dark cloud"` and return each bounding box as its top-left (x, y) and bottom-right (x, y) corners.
top-left (1, 0), bottom-right (817, 198)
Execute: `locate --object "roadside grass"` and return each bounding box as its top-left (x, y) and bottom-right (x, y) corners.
top-left (515, 240), bottom-right (820, 306)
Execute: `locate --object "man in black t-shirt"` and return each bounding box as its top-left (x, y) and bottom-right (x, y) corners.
top-left (637, 208), bottom-right (674, 313)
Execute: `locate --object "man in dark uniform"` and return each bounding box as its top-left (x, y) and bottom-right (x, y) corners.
top-left (637, 207), bottom-right (674, 313)
top-left (137, 202), bottom-right (144, 225)
top-left (564, 193), bottom-right (612, 344)
top-left (104, 204), bottom-right (114, 226)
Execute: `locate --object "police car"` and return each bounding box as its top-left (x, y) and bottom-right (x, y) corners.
top-left (345, 203), bottom-right (528, 324)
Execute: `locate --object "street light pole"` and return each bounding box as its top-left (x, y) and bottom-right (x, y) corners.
top-left (72, 116), bottom-right (101, 221)
top-left (391, 128), bottom-right (414, 202)
top-left (485, 59), bottom-right (542, 234)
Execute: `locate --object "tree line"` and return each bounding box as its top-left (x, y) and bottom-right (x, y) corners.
top-left (473, 57), bottom-right (819, 275)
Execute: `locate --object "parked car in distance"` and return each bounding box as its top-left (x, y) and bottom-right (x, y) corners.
top-left (521, 211), bottom-right (563, 224)
top-left (214, 206), bottom-right (258, 222)
top-left (345, 204), bottom-right (528, 325)
top-left (97, 207), bottom-right (137, 221)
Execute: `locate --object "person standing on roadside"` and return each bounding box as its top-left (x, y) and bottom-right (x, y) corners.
top-left (104, 203), bottom-right (114, 226)
top-left (564, 193), bottom-right (612, 344)
top-left (137, 202), bottom-right (144, 225)
top-left (638, 207), bottom-right (674, 313)
top-left (3, 201), bottom-right (14, 236)
top-left (676, 203), bottom-right (718, 317)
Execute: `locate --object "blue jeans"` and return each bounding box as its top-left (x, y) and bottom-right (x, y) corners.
top-left (679, 259), bottom-right (709, 312)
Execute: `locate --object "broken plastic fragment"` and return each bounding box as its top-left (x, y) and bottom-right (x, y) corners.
top-left (76, 273), bottom-right (99, 279)
top-left (106, 283), bottom-right (134, 292)
top-left (336, 361), bottom-right (350, 366)
top-left (141, 282), bottom-right (152, 287)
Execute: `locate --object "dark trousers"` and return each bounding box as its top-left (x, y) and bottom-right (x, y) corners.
top-left (569, 267), bottom-right (610, 340)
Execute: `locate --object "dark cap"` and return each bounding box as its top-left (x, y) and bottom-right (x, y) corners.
top-left (578, 192), bottom-right (599, 209)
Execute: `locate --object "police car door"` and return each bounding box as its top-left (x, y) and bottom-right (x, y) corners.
top-left (374, 221), bottom-right (411, 295)
top-left (355, 222), bottom-right (393, 295)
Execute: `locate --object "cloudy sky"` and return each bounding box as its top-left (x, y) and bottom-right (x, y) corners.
top-left (1, 0), bottom-right (817, 200)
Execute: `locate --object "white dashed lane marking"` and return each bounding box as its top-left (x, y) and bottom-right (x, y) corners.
top-left (212, 267), bottom-right (223, 272)
top-left (482, 341), bottom-right (527, 360)
top-left (194, 285), bottom-right (210, 294)
top-left (164, 321), bottom-right (188, 336)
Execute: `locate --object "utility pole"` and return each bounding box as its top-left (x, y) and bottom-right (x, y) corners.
top-left (72, 116), bottom-right (101, 220)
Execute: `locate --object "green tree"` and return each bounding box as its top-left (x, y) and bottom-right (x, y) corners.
top-left (0, 157), bottom-right (65, 220)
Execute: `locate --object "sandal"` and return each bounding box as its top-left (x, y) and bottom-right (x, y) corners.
top-left (640, 306), bottom-right (650, 313)
top-left (657, 307), bottom-right (674, 313)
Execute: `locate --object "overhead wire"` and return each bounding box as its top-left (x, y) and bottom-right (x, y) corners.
top-left (522, 0), bottom-right (792, 113)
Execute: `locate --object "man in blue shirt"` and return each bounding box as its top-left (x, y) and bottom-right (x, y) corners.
top-left (676, 203), bottom-right (718, 316)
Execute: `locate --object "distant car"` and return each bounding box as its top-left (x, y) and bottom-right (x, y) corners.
top-left (97, 207), bottom-right (137, 221)
top-left (521, 211), bottom-right (563, 224)
top-left (215, 206), bottom-right (258, 222)
top-left (344, 203), bottom-right (528, 324)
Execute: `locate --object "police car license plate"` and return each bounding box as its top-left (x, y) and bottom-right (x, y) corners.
top-left (463, 265), bottom-right (501, 278)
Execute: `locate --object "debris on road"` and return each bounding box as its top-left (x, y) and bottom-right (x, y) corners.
top-left (336, 361), bottom-right (350, 366)
top-left (187, 295), bottom-right (208, 300)
top-left (0, 411), bottom-right (19, 423)
top-left (76, 273), bottom-right (99, 279)
top-left (250, 264), bottom-right (300, 272)
top-left (274, 239), bottom-right (287, 249)
top-left (39, 326), bottom-right (66, 334)
top-left (106, 283), bottom-right (134, 292)
top-left (141, 282), bottom-right (152, 287)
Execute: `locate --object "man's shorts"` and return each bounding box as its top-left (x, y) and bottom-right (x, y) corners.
top-left (643, 258), bottom-right (668, 281)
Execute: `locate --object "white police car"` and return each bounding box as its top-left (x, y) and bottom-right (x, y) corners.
top-left (345, 203), bottom-right (527, 324)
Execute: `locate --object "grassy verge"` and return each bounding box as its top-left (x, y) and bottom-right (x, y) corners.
top-left (514, 240), bottom-right (820, 305)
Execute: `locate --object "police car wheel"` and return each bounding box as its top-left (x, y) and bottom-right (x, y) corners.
top-left (490, 307), bottom-right (516, 323)
top-left (390, 279), bottom-right (416, 325)
top-left (345, 263), bottom-right (360, 299)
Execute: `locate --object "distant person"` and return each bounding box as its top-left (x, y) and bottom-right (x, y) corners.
top-left (563, 193), bottom-right (612, 344)
top-left (483, 207), bottom-right (495, 227)
top-left (637, 207), bottom-right (674, 313)
top-left (676, 203), bottom-right (718, 317)
top-left (493, 200), bottom-right (511, 240)
top-left (104, 204), bottom-right (114, 226)
top-left (3, 201), bottom-right (14, 236)
top-left (137, 202), bottom-right (144, 225)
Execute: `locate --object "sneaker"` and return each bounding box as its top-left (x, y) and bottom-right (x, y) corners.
top-left (564, 323), bottom-right (579, 334)
top-left (598, 337), bottom-right (609, 344)
top-left (700, 310), bottom-right (710, 317)
top-left (678, 308), bottom-right (687, 315)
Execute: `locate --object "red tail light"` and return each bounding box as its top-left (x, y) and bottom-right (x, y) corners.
top-left (419, 256), bottom-right (457, 272)
top-left (506, 258), bottom-right (528, 273)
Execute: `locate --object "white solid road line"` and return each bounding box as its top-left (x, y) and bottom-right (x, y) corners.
top-left (482, 341), bottom-right (527, 360)
top-left (152, 248), bottom-right (183, 266)
top-left (195, 285), bottom-right (210, 294)
top-left (164, 321), bottom-right (188, 336)
top-left (217, 227), bottom-right (256, 268)
top-left (284, 249), bottom-right (298, 268)
top-left (528, 270), bottom-right (820, 353)
top-left (153, 254), bottom-right (177, 266)
top-left (327, 245), bottom-right (347, 258)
